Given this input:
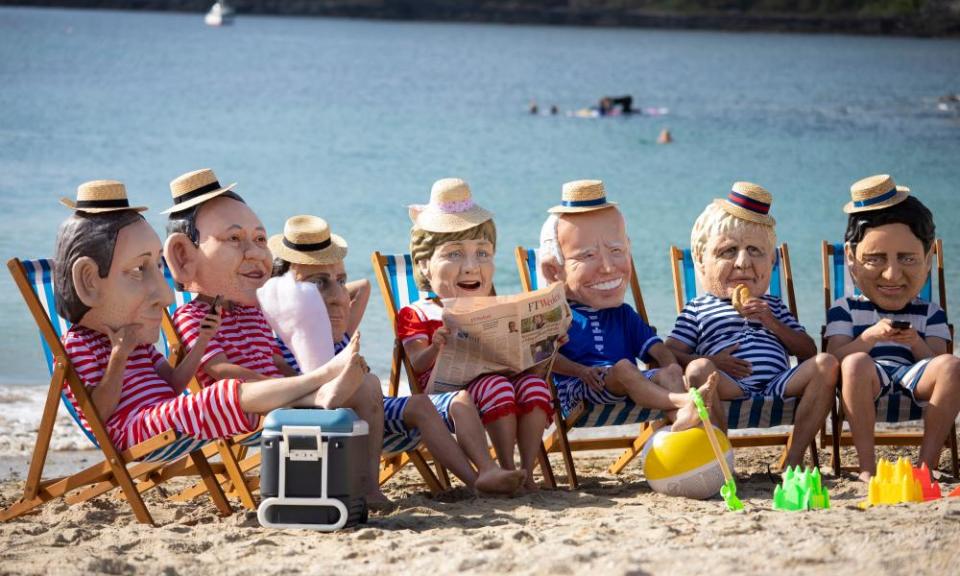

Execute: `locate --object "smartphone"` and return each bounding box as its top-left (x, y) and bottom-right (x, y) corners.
top-left (891, 320), bottom-right (911, 330)
top-left (211, 294), bottom-right (223, 314)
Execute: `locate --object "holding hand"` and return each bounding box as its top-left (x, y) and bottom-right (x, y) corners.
top-left (863, 318), bottom-right (918, 346)
top-left (739, 298), bottom-right (776, 328)
top-left (578, 364), bottom-right (607, 392)
top-left (105, 323), bottom-right (141, 358)
top-left (432, 325), bottom-right (451, 348)
top-left (197, 304), bottom-right (222, 345)
top-left (707, 344), bottom-right (752, 379)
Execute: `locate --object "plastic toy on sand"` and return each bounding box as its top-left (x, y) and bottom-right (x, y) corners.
top-left (772, 466), bottom-right (830, 511)
top-left (862, 457), bottom-right (941, 508)
top-left (689, 387), bottom-right (743, 511)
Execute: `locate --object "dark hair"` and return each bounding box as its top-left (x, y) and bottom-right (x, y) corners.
top-left (165, 191), bottom-right (246, 289)
top-left (54, 210), bottom-right (146, 323)
top-left (271, 257), bottom-right (290, 278)
top-left (165, 191), bottom-right (246, 245)
top-left (844, 196), bottom-right (935, 253)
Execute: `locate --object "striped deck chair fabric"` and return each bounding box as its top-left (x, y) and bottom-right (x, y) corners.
top-left (671, 245), bottom-right (803, 431)
top-left (28, 259), bottom-right (208, 461)
top-left (821, 240), bottom-right (958, 475)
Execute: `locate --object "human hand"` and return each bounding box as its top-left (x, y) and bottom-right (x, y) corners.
top-left (739, 298), bottom-right (775, 328)
top-left (707, 344), bottom-right (752, 379)
top-left (578, 364), bottom-right (606, 392)
top-left (432, 326), bottom-right (450, 348)
top-left (105, 323), bottom-right (141, 358)
top-left (196, 307), bottom-right (222, 345)
top-left (862, 319), bottom-right (914, 345)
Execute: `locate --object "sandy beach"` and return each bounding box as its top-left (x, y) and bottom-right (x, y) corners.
top-left (2, 439), bottom-right (959, 576)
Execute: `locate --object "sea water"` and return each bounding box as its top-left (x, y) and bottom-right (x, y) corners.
top-left (1, 7), bottom-right (958, 400)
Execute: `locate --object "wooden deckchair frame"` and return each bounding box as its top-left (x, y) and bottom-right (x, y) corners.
top-left (669, 244), bottom-right (820, 470)
top-left (371, 251), bottom-right (557, 491)
top-left (159, 310), bottom-right (262, 510)
top-left (1, 258), bottom-right (232, 525)
top-left (515, 246), bottom-right (664, 489)
top-left (820, 239), bottom-right (959, 476)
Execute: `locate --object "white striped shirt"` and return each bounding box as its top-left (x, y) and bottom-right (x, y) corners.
top-left (825, 295), bottom-right (950, 365)
top-left (669, 294), bottom-right (804, 390)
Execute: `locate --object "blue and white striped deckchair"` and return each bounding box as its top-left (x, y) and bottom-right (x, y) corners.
top-left (515, 247), bottom-right (665, 489)
top-left (372, 251), bottom-right (559, 491)
top-left (820, 240), bottom-right (958, 476)
top-left (1, 258), bottom-right (232, 525)
top-left (669, 244), bottom-right (820, 469)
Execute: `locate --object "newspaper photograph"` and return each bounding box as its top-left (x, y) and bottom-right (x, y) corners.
top-left (427, 282), bottom-right (572, 393)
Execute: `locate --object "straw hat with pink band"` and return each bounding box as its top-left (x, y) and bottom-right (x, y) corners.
top-left (714, 181), bottom-right (776, 227)
top-left (843, 174), bottom-right (910, 214)
top-left (60, 180), bottom-right (147, 214)
top-left (408, 178), bottom-right (494, 233)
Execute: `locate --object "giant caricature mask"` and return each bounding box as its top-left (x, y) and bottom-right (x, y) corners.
top-left (164, 196), bottom-right (272, 306)
top-left (542, 207), bottom-right (631, 310)
top-left (59, 215), bottom-right (174, 346)
top-left (845, 222), bottom-right (932, 312)
top-left (691, 203), bottom-right (776, 299)
top-left (289, 261), bottom-right (351, 336)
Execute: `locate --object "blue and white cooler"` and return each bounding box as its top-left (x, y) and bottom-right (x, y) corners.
top-left (258, 408), bottom-right (369, 530)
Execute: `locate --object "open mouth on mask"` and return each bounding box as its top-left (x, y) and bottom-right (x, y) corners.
top-left (457, 280), bottom-right (482, 291)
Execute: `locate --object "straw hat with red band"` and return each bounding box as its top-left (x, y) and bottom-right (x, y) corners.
top-left (408, 178), bottom-right (494, 233)
top-left (548, 179), bottom-right (617, 214)
top-left (162, 168), bottom-right (238, 214)
top-left (844, 174), bottom-right (910, 214)
top-left (269, 215), bottom-right (348, 266)
top-left (60, 180), bottom-right (147, 213)
top-left (714, 181), bottom-right (776, 227)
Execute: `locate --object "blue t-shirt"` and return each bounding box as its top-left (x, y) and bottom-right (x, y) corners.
top-left (559, 301), bottom-right (662, 367)
top-left (825, 295), bottom-right (949, 366)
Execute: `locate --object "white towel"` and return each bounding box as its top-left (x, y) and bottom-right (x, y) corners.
top-left (256, 272), bottom-right (334, 373)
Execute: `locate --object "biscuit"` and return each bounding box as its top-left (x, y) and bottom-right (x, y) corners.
top-left (731, 284), bottom-right (751, 314)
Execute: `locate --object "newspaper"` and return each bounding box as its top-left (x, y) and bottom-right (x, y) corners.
top-left (427, 282), bottom-right (572, 393)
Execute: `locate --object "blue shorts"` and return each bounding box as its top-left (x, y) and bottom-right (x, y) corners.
top-left (553, 367), bottom-right (659, 417)
top-left (381, 392), bottom-right (458, 454)
top-left (873, 358), bottom-right (932, 406)
top-left (724, 364), bottom-right (803, 400)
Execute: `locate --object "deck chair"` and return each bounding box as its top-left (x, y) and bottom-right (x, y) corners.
top-left (1, 258), bottom-right (233, 525)
top-left (515, 247), bottom-right (666, 489)
top-left (158, 267), bottom-right (262, 510)
top-left (820, 240), bottom-right (959, 476)
top-left (669, 244), bottom-right (820, 469)
top-left (372, 251), bottom-right (558, 490)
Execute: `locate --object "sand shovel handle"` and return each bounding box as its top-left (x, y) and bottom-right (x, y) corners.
top-left (689, 388), bottom-right (735, 485)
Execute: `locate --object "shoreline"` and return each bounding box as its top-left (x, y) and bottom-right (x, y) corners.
top-left (2, 1), bottom-right (959, 38)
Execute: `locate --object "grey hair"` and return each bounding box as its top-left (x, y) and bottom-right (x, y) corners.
top-left (538, 214), bottom-right (563, 267)
top-left (690, 202), bottom-right (776, 264)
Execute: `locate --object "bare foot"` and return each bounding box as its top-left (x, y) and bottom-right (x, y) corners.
top-left (672, 372), bottom-right (718, 432)
top-left (857, 470), bottom-right (874, 483)
top-left (366, 490), bottom-right (394, 511)
top-left (522, 476), bottom-right (540, 492)
top-left (312, 347), bottom-right (366, 408)
top-left (320, 331), bottom-right (361, 375)
top-left (474, 468), bottom-right (525, 496)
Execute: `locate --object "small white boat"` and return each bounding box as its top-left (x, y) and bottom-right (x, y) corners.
top-left (204, 1), bottom-right (234, 27)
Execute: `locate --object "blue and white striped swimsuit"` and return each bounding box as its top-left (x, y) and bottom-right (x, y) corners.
top-left (669, 294), bottom-right (804, 398)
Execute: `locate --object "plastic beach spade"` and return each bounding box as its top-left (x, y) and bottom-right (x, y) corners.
top-left (689, 388), bottom-right (743, 511)
top-left (773, 466), bottom-right (830, 511)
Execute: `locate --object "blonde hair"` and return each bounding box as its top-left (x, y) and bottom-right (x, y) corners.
top-left (410, 220), bottom-right (497, 291)
top-left (690, 202), bottom-right (776, 264)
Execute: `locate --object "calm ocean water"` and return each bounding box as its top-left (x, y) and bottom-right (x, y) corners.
top-left (1, 7), bottom-right (958, 387)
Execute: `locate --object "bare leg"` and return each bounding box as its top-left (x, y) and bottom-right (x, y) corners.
top-left (913, 354), bottom-right (960, 470)
top-left (840, 353), bottom-right (881, 481)
top-left (781, 353), bottom-right (839, 469)
top-left (605, 359), bottom-right (691, 413)
top-left (486, 415), bottom-right (518, 470)
top-left (650, 364), bottom-right (685, 422)
top-left (401, 395), bottom-right (478, 487)
top-left (448, 392), bottom-right (525, 494)
top-left (517, 408), bottom-right (548, 490)
top-left (671, 371), bottom-right (721, 432)
top-left (339, 373), bottom-right (389, 505)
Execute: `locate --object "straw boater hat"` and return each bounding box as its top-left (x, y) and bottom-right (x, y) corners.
top-left (844, 174), bottom-right (910, 214)
top-left (548, 179), bottom-right (617, 214)
top-left (408, 178), bottom-right (493, 233)
top-left (161, 168), bottom-right (237, 214)
top-left (60, 180), bottom-right (147, 213)
top-left (269, 215), bottom-right (348, 266)
top-left (714, 181), bottom-right (776, 227)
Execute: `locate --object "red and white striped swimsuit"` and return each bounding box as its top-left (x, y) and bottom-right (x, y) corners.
top-left (173, 300), bottom-right (282, 387)
top-left (62, 325), bottom-right (256, 450)
top-left (397, 299), bottom-right (553, 424)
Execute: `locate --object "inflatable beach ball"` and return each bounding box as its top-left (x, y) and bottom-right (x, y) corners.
top-left (641, 427), bottom-right (734, 499)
